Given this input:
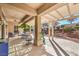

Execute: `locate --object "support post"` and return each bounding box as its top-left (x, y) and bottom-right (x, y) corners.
top-left (34, 15), bottom-right (42, 46)
top-left (1, 23), bottom-right (5, 39)
top-left (48, 21), bottom-right (54, 39)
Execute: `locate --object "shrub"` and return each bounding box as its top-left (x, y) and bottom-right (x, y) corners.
top-left (18, 23), bottom-right (30, 32)
top-left (75, 26), bottom-right (79, 30)
top-left (64, 27), bottom-right (75, 32)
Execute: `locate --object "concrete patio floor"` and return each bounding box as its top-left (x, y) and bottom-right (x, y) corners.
top-left (9, 36), bottom-right (53, 56)
top-left (9, 35), bottom-right (79, 56)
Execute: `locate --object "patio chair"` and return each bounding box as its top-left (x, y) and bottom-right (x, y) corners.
top-left (8, 32), bottom-right (14, 38)
top-left (21, 32), bottom-right (32, 45)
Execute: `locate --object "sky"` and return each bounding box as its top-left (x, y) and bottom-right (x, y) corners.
top-left (57, 18), bottom-right (79, 25)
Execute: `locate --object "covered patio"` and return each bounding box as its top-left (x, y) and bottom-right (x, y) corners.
top-left (0, 3), bottom-right (79, 56)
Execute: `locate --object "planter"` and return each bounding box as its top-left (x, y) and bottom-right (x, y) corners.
top-left (0, 40), bottom-right (8, 56)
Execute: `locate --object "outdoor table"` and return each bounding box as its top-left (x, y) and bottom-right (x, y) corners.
top-left (20, 33), bottom-right (32, 45)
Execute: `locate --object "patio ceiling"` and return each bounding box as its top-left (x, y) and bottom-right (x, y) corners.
top-left (0, 3), bottom-right (79, 25)
top-left (41, 3), bottom-right (79, 24)
top-left (0, 3), bottom-right (44, 23)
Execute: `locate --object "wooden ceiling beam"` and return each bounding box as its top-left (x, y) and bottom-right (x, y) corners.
top-left (20, 16), bottom-right (33, 25)
top-left (19, 15), bottom-right (29, 23)
top-left (66, 4), bottom-right (72, 16)
top-left (37, 3), bottom-right (56, 14)
top-left (37, 4), bottom-right (65, 16)
top-left (24, 17), bottom-right (34, 23)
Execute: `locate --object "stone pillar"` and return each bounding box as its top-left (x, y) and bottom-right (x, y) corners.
top-left (7, 21), bottom-right (14, 34)
top-left (52, 25), bottom-right (54, 38)
top-left (34, 15), bottom-right (42, 46)
top-left (1, 22), bottom-right (8, 42)
top-left (50, 28), bottom-right (52, 36)
top-left (51, 22), bottom-right (55, 39)
top-left (48, 24), bottom-right (50, 39)
top-left (48, 21), bottom-right (54, 39)
top-left (1, 23), bottom-right (5, 39)
top-left (48, 21), bottom-right (52, 39)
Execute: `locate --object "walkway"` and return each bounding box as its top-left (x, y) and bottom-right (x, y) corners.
top-left (54, 37), bottom-right (79, 56)
top-left (44, 36), bottom-right (79, 56)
